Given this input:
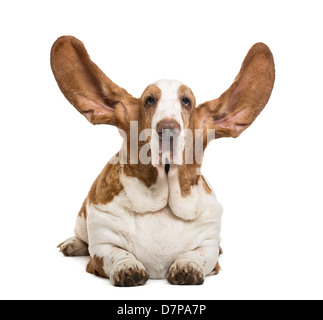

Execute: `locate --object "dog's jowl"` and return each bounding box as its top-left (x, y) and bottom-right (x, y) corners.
top-left (52, 36), bottom-right (275, 286)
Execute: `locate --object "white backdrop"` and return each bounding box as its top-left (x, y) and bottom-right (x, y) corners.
top-left (1, 0), bottom-right (322, 300)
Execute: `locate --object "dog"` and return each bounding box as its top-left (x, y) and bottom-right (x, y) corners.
top-left (51, 36), bottom-right (275, 286)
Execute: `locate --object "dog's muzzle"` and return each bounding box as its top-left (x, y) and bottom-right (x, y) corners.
top-left (156, 119), bottom-right (181, 164)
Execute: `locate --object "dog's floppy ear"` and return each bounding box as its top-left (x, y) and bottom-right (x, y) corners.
top-left (51, 36), bottom-right (138, 128)
top-left (193, 43), bottom-right (275, 139)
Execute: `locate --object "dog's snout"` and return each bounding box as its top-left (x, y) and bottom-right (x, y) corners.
top-left (157, 119), bottom-right (181, 135)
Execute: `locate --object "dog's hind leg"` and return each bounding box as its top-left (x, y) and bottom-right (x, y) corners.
top-left (58, 236), bottom-right (89, 256)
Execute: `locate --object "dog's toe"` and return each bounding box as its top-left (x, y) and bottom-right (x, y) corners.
top-left (167, 261), bottom-right (204, 285)
top-left (111, 262), bottom-right (149, 287)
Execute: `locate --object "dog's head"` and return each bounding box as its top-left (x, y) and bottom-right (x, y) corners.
top-left (51, 36), bottom-right (275, 168)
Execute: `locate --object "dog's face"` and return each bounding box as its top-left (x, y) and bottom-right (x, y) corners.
top-left (139, 80), bottom-right (196, 166)
top-left (51, 36), bottom-right (275, 167)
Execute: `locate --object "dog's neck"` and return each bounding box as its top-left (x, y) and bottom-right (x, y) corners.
top-left (118, 138), bottom-right (203, 192)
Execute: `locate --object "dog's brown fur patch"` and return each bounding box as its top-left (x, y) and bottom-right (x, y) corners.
top-left (123, 163), bottom-right (158, 188)
top-left (177, 164), bottom-right (200, 197)
top-left (202, 176), bottom-right (212, 194)
top-left (86, 255), bottom-right (108, 278)
top-left (88, 158), bottom-right (124, 205)
top-left (78, 198), bottom-right (88, 219)
top-left (212, 262), bottom-right (221, 275)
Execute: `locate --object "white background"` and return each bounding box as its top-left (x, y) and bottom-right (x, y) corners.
top-left (0, 0), bottom-right (322, 300)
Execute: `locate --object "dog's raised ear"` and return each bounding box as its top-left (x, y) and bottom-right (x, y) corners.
top-left (193, 43), bottom-right (275, 140)
top-left (51, 36), bottom-right (139, 129)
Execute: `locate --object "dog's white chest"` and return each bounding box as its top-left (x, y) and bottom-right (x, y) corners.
top-left (118, 171), bottom-right (169, 214)
top-left (130, 207), bottom-right (208, 278)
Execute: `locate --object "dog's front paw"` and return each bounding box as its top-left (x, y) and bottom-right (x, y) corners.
top-left (167, 261), bottom-right (204, 285)
top-left (111, 261), bottom-right (149, 287)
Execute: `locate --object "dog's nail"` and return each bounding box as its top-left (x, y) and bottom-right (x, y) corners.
top-left (114, 273), bottom-right (120, 283)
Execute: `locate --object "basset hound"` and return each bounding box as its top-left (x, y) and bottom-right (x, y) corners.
top-left (52, 36), bottom-right (275, 286)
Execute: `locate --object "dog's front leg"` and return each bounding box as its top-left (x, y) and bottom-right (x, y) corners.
top-left (87, 206), bottom-right (149, 287)
top-left (87, 244), bottom-right (149, 287)
top-left (167, 240), bottom-right (220, 285)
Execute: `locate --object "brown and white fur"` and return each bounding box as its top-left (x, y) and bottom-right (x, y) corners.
top-left (51, 36), bottom-right (275, 286)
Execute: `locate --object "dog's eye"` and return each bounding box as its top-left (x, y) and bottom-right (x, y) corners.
top-left (145, 96), bottom-right (155, 106)
top-left (182, 97), bottom-right (191, 108)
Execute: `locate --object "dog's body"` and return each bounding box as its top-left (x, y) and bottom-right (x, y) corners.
top-left (52, 37), bottom-right (275, 286)
top-left (70, 162), bottom-right (222, 282)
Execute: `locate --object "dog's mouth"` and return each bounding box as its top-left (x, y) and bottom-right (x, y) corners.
top-left (151, 125), bottom-right (184, 167)
top-left (158, 129), bottom-right (181, 165)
